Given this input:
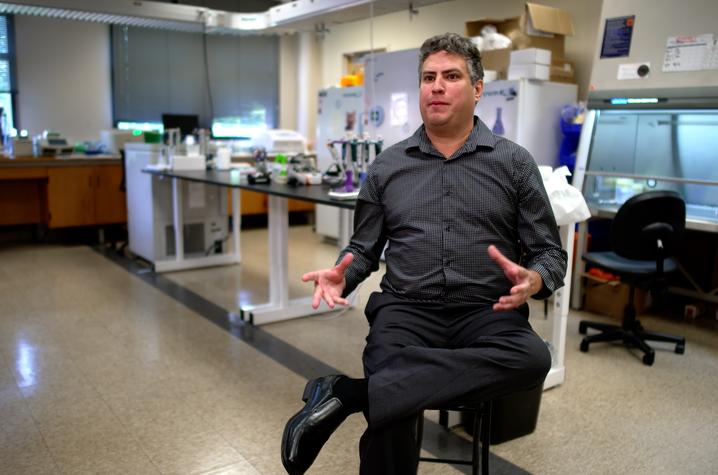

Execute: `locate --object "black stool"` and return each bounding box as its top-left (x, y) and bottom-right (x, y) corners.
top-left (415, 384), bottom-right (545, 474)
top-left (416, 401), bottom-right (492, 475)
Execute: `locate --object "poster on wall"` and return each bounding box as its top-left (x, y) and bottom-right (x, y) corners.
top-left (600, 16), bottom-right (635, 59)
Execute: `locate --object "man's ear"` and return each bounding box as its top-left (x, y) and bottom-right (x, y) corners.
top-left (474, 80), bottom-right (484, 102)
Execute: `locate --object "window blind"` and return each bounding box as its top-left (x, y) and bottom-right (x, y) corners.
top-left (111, 25), bottom-right (279, 131)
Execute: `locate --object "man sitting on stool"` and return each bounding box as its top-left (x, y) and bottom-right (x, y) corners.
top-left (281, 32), bottom-right (567, 475)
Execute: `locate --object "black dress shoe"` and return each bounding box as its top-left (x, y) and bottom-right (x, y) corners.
top-left (281, 375), bottom-right (347, 474)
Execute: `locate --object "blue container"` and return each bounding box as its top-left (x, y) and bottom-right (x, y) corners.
top-left (559, 119), bottom-right (582, 173)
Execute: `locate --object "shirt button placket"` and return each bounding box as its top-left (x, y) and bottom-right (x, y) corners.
top-left (441, 160), bottom-right (450, 298)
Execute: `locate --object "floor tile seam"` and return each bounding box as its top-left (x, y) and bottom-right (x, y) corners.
top-left (8, 369), bottom-right (85, 440)
top-left (95, 402), bottom-right (167, 475)
top-left (24, 408), bottom-right (65, 475)
top-left (139, 428), bottom-right (245, 471)
top-left (93, 378), bottom-right (209, 444)
top-left (77, 380), bottom-right (170, 474)
top-left (91, 245), bottom-right (342, 379)
top-left (210, 430), bottom-right (260, 474)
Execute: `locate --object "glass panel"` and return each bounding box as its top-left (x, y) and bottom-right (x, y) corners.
top-left (584, 109), bottom-right (718, 220)
top-left (634, 113), bottom-right (677, 177)
top-left (0, 92), bottom-right (13, 130)
top-left (587, 111), bottom-right (637, 173)
top-left (583, 176), bottom-right (718, 222)
top-left (0, 59), bottom-right (9, 92)
top-left (677, 113), bottom-right (718, 182)
top-left (0, 16), bottom-right (7, 54)
top-left (633, 111), bottom-right (718, 183)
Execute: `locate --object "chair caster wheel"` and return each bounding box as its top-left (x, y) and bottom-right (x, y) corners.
top-left (675, 343), bottom-right (685, 354)
top-left (579, 322), bottom-right (588, 335)
top-left (642, 352), bottom-right (655, 366)
top-left (580, 340), bottom-right (589, 352)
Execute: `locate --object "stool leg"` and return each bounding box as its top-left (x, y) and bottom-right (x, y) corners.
top-left (415, 410), bottom-right (425, 460)
top-left (480, 401), bottom-right (492, 475)
top-left (472, 408), bottom-right (481, 475)
top-left (438, 409), bottom-right (449, 428)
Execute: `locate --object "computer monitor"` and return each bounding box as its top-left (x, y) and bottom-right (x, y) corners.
top-left (162, 114), bottom-right (199, 138)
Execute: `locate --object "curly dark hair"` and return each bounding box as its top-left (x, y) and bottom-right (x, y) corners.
top-left (419, 32), bottom-right (484, 84)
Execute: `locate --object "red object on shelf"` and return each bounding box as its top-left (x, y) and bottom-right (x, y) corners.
top-left (587, 267), bottom-right (620, 282)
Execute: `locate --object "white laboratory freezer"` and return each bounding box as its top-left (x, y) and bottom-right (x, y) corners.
top-left (124, 143), bottom-right (229, 269)
top-left (475, 79), bottom-right (578, 167)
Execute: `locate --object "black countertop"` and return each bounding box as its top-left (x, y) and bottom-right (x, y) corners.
top-left (143, 168), bottom-right (357, 209)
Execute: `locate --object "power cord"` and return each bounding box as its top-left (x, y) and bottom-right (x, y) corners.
top-left (205, 234), bottom-right (230, 256)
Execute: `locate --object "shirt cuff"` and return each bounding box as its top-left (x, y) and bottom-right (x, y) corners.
top-left (529, 263), bottom-right (556, 300)
top-left (341, 267), bottom-right (361, 298)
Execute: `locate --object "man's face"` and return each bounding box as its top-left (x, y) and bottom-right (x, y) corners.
top-left (419, 51), bottom-right (483, 131)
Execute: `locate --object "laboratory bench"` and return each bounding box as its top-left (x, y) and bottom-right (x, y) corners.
top-left (0, 155), bottom-right (126, 228)
top-left (0, 155), bottom-right (315, 230)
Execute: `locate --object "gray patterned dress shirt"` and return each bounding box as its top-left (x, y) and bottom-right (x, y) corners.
top-left (339, 116), bottom-right (567, 306)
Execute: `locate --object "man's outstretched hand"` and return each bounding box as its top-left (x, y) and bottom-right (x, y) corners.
top-left (487, 245), bottom-right (543, 312)
top-left (302, 253), bottom-right (354, 309)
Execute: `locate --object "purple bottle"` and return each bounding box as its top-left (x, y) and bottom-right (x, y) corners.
top-left (344, 170), bottom-right (354, 192)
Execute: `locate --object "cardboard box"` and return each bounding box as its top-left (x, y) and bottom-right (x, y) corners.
top-left (550, 57), bottom-right (574, 83)
top-left (583, 276), bottom-right (648, 319)
top-left (508, 63), bottom-right (550, 80)
top-left (481, 49), bottom-right (511, 78)
top-left (510, 47), bottom-right (551, 66)
top-left (466, 2), bottom-right (575, 69)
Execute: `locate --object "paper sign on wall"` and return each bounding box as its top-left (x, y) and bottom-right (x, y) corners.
top-left (703, 39), bottom-right (718, 70)
top-left (662, 34), bottom-right (715, 72)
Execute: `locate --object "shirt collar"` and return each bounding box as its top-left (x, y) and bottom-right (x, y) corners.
top-left (405, 116), bottom-right (497, 156)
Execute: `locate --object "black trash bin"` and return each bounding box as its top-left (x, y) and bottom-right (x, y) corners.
top-left (461, 384), bottom-right (544, 444)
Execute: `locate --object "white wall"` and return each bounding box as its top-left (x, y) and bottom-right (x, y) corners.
top-left (279, 34), bottom-right (299, 131)
top-left (15, 16), bottom-right (113, 143)
top-left (318, 0), bottom-right (602, 100)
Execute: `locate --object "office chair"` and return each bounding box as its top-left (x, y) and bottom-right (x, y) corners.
top-left (579, 190), bottom-right (686, 366)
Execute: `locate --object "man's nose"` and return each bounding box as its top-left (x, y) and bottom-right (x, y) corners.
top-left (431, 79), bottom-right (445, 92)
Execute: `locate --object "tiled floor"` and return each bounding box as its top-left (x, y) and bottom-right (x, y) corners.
top-left (1, 225), bottom-right (717, 474)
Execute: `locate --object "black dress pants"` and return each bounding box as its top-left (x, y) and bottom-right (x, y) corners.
top-left (358, 292), bottom-right (551, 475)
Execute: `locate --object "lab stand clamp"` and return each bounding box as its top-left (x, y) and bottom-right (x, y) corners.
top-left (246, 148), bottom-right (322, 186)
top-left (325, 135), bottom-right (383, 200)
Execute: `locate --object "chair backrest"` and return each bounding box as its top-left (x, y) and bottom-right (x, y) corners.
top-left (610, 190), bottom-right (686, 261)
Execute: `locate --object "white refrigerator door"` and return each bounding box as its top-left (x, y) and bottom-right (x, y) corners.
top-left (475, 80), bottom-right (520, 143)
top-left (516, 80), bottom-right (577, 167)
top-left (476, 79), bottom-right (577, 167)
top-left (315, 86), bottom-right (363, 239)
top-left (364, 49), bottom-right (423, 149)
